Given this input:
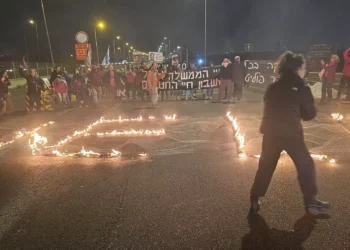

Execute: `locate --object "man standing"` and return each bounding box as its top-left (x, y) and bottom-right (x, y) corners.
top-left (88, 64), bottom-right (105, 105)
top-left (232, 56), bottom-right (246, 102)
top-left (217, 58), bottom-right (233, 102)
top-left (104, 65), bottom-right (121, 101)
top-left (19, 63), bottom-right (44, 112)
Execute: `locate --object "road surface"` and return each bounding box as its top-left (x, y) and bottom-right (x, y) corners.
top-left (0, 88), bottom-right (350, 249)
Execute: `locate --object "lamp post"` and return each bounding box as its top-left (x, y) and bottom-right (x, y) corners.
top-left (204, 0), bottom-right (207, 67)
top-left (94, 21), bottom-right (105, 65)
top-left (29, 19), bottom-right (41, 61)
top-left (125, 42), bottom-right (129, 59)
top-left (40, 0), bottom-right (55, 67)
top-left (178, 46), bottom-right (188, 65)
top-left (164, 37), bottom-right (170, 56)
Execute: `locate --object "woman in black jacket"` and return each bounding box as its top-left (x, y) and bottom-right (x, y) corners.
top-left (250, 51), bottom-right (329, 216)
top-left (19, 65), bottom-right (44, 111)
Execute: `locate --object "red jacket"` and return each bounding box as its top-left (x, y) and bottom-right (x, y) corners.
top-left (324, 61), bottom-right (337, 83)
top-left (343, 48), bottom-right (350, 77)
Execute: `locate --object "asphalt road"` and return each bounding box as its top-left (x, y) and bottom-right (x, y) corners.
top-left (0, 88), bottom-right (350, 249)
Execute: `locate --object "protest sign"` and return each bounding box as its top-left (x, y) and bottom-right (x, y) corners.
top-left (149, 52), bottom-right (163, 62)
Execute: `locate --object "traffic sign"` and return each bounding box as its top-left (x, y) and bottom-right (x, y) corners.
top-left (75, 31), bottom-right (89, 44)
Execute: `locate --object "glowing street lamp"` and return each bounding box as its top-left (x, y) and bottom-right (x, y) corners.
top-left (116, 36), bottom-right (120, 40)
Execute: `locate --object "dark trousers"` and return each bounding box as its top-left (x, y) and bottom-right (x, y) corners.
top-left (29, 92), bottom-right (42, 111)
top-left (76, 86), bottom-right (85, 103)
top-left (233, 81), bottom-right (244, 101)
top-left (135, 85), bottom-right (144, 100)
top-left (251, 135), bottom-right (317, 201)
top-left (337, 76), bottom-right (350, 100)
top-left (126, 82), bottom-right (136, 100)
top-left (321, 79), bottom-right (333, 102)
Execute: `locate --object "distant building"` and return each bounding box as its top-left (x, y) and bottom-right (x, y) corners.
top-left (243, 43), bottom-right (253, 52)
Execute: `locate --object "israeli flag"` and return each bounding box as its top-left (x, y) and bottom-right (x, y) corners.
top-left (101, 46), bottom-right (110, 66)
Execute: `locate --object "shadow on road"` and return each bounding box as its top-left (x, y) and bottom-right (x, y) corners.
top-left (241, 214), bottom-right (330, 249)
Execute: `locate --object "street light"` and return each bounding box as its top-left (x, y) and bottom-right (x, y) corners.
top-left (116, 36), bottom-right (120, 40)
top-left (29, 19), bottom-right (41, 61)
top-left (177, 46), bottom-right (189, 65)
top-left (164, 37), bottom-right (170, 56)
top-left (40, 0), bottom-right (55, 67)
top-left (94, 21), bottom-right (106, 65)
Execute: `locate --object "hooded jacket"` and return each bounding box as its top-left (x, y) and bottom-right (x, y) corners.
top-left (260, 72), bottom-right (316, 138)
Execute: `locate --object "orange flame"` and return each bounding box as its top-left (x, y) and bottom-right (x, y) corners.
top-left (28, 115), bottom-right (171, 158)
top-left (0, 121), bottom-right (54, 150)
top-left (331, 113), bottom-right (343, 122)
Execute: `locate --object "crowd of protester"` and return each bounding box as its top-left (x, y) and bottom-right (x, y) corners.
top-left (0, 48), bottom-right (349, 119)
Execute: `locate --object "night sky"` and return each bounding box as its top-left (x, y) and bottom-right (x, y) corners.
top-left (0, 0), bottom-right (349, 61)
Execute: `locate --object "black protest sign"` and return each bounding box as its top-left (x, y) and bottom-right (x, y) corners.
top-left (243, 60), bottom-right (276, 86)
top-left (141, 67), bottom-right (221, 90)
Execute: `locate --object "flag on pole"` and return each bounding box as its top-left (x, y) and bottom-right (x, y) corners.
top-left (84, 45), bottom-right (92, 67)
top-left (101, 46), bottom-right (110, 66)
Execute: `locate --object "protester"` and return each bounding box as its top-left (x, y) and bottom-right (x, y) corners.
top-left (217, 58), bottom-right (233, 102)
top-left (186, 63), bottom-right (197, 100)
top-left (205, 62), bottom-right (215, 100)
top-left (0, 71), bottom-right (11, 118)
top-left (126, 66), bottom-right (136, 101)
top-left (104, 64), bottom-right (121, 101)
top-left (50, 66), bottom-right (61, 86)
top-left (19, 63), bottom-right (44, 112)
top-left (88, 64), bottom-right (105, 105)
top-left (52, 75), bottom-right (69, 105)
top-left (336, 48), bottom-right (350, 101)
top-left (232, 56), bottom-right (246, 102)
top-left (146, 63), bottom-right (166, 107)
top-left (73, 67), bottom-right (87, 107)
top-left (320, 55), bottom-right (339, 103)
top-left (250, 51), bottom-right (329, 216)
top-left (136, 63), bottom-right (149, 101)
top-left (160, 65), bottom-right (170, 101)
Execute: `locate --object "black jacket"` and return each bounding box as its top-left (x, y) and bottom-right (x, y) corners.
top-left (19, 68), bottom-right (44, 95)
top-left (232, 62), bottom-right (246, 83)
top-left (217, 64), bottom-right (233, 80)
top-left (0, 77), bottom-right (11, 99)
top-left (260, 73), bottom-right (316, 138)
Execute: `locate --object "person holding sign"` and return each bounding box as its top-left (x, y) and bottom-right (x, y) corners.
top-left (147, 63), bottom-right (166, 107)
top-left (217, 58), bottom-right (233, 102)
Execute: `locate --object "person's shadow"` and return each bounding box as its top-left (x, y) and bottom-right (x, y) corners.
top-left (241, 213), bottom-right (330, 250)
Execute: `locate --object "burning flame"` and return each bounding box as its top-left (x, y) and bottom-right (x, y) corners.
top-left (226, 112), bottom-right (337, 164)
top-left (331, 113), bottom-right (343, 122)
top-left (95, 129), bottom-right (165, 137)
top-left (226, 112), bottom-right (245, 153)
top-left (28, 115), bottom-right (172, 158)
top-left (164, 114), bottom-right (177, 120)
top-left (51, 147), bottom-right (122, 158)
top-left (0, 121), bottom-right (54, 150)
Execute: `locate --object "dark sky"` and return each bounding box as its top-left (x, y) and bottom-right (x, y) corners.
top-left (1, 0), bottom-right (349, 60)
